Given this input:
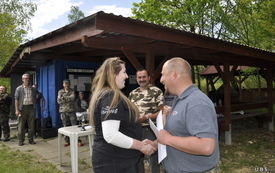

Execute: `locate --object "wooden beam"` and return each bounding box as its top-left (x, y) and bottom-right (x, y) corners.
top-left (121, 48), bottom-right (143, 70)
top-left (154, 56), bottom-right (170, 81)
top-left (145, 52), bottom-right (155, 84)
top-left (30, 27), bottom-right (103, 52)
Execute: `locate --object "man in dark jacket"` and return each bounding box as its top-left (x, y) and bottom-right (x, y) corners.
top-left (74, 91), bottom-right (89, 123)
top-left (74, 91), bottom-right (88, 112)
top-left (0, 85), bottom-right (12, 142)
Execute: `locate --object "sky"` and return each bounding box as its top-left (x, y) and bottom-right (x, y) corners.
top-left (27, 0), bottom-right (142, 39)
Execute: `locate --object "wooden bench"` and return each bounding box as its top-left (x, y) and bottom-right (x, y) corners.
top-left (218, 112), bottom-right (267, 131)
top-left (215, 102), bottom-right (268, 131)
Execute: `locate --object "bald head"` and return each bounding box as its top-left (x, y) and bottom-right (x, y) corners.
top-left (161, 57), bottom-right (193, 96)
top-left (165, 57), bottom-right (192, 78)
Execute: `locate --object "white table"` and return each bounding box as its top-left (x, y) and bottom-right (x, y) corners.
top-left (58, 125), bottom-right (94, 173)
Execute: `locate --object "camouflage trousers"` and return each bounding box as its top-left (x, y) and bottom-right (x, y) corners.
top-left (60, 112), bottom-right (81, 143)
top-left (198, 163), bottom-right (221, 173)
top-left (0, 113), bottom-right (10, 140)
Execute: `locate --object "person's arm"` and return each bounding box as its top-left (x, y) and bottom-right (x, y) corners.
top-left (102, 120), bottom-right (156, 155)
top-left (57, 90), bottom-right (63, 104)
top-left (158, 104), bottom-right (217, 156)
top-left (145, 105), bottom-right (164, 120)
top-left (157, 130), bottom-right (216, 156)
top-left (14, 88), bottom-right (21, 116)
top-left (15, 99), bottom-right (21, 117)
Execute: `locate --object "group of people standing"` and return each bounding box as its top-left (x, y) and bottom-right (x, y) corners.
top-left (0, 74), bottom-right (46, 146)
top-left (89, 57), bottom-right (221, 173)
top-left (1, 56), bottom-right (220, 173)
top-left (3, 73), bottom-right (87, 147)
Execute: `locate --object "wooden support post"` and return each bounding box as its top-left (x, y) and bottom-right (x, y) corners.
top-left (225, 124), bottom-right (232, 145)
top-left (262, 67), bottom-right (274, 131)
top-left (145, 52), bottom-right (155, 84)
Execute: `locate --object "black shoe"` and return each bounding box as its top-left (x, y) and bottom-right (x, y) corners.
top-left (3, 138), bottom-right (10, 142)
top-left (19, 141), bottom-right (24, 146)
top-left (29, 141), bottom-right (36, 145)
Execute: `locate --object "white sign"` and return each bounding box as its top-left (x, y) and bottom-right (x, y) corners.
top-left (67, 68), bottom-right (94, 73)
top-left (129, 75), bottom-right (137, 84)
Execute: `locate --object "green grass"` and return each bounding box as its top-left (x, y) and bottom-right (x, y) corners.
top-left (219, 118), bottom-right (275, 173)
top-left (1, 117), bottom-right (274, 173)
top-left (0, 144), bottom-right (62, 173)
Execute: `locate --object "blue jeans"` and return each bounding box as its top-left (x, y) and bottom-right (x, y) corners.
top-left (92, 151), bottom-right (140, 173)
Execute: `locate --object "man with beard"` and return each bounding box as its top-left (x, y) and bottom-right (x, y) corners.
top-left (15, 74), bottom-right (37, 146)
top-left (129, 69), bottom-right (164, 173)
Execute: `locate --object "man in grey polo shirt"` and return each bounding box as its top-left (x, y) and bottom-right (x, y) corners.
top-left (158, 57), bottom-right (220, 173)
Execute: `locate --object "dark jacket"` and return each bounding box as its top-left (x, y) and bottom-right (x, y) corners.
top-left (74, 98), bottom-right (89, 112)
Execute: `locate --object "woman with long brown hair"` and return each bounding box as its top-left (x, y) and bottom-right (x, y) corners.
top-left (89, 57), bottom-right (156, 173)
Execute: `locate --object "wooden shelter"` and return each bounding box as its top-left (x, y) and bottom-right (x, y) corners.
top-left (1, 11), bottom-right (274, 144)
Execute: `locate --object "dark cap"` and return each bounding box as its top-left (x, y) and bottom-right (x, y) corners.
top-left (63, 79), bottom-right (70, 84)
top-left (79, 91), bottom-right (84, 94)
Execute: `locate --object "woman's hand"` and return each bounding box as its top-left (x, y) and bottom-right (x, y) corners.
top-left (140, 141), bottom-right (157, 155)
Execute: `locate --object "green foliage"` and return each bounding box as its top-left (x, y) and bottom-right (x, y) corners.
top-left (68, 5), bottom-right (85, 23)
top-left (132, 0), bottom-right (228, 38)
top-left (0, 13), bottom-right (20, 69)
top-left (222, 0), bottom-right (275, 50)
top-left (132, 0), bottom-right (275, 51)
top-left (0, 0), bottom-right (36, 89)
top-left (0, 0), bottom-right (37, 34)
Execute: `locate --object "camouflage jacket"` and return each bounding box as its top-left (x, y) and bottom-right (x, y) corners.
top-left (0, 93), bottom-right (12, 114)
top-left (57, 88), bottom-right (75, 113)
top-left (129, 85), bottom-right (164, 117)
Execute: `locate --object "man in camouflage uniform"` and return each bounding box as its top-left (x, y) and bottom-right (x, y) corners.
top-left (129, 69), bottom-right (164, 173)
top-left (57, 79), bottom-right (83, 146)
top-left (0, 85), bottom-right (12, 142)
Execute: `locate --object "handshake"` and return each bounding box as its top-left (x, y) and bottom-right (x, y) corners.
top-left (140, 139), bottom-right (158, 156)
